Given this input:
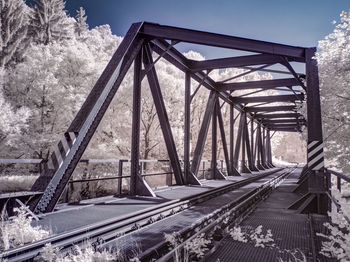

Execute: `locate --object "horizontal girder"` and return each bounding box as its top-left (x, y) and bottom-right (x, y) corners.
top-left (269, 127), bottom-right (300, 132)
top-left (262, 118), bottom-right (306, 124)
top-left (218, 78), bottom-right (301, 91)
top-left (141, 22), bottom-right (306, 60)
top-left (231, 94), bottom-right (304, 104)
top-left (246, 105), bottom-right (297, 112)
top-left (255, 113), bottom-right (302, 119)
top-left (189, 54), bottom-right (285, 71)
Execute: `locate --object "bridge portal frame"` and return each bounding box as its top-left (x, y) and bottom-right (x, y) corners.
top-left (27, 22), bottom-right (326, 214)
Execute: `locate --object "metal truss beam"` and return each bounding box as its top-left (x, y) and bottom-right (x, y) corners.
top-left (233, 113), bottom-right (244, 169)
top-left (217, 102), bottom-right (236, 176)
top-left (266, 124), bottom-right (302, 129)
top-left (218, 78), bottom-right (300, 91)
top-left (191, 91), bottom-right (218, 176)
top-left (190, 54), bottom-right (284, 71)
top-left (231, 94), bottom-right (304, 104)
top-left (141, 22), bottom-right (306, 59)
top-left (143, 44), bottom-right (184, 185)
top-left (263, 119), bottom-right (306, 124)
top-left (270, 128), bottom-right (299, 132)
top-left (130, 50), bottom-right (155, 196)
top-left (246, 105), bottom-right (296, 113)
top-left (150, 40), bottom-right (232, 105)
top-left (255, 113), bottom-right (302, 119)
top-left (31, 23), bottom-right (145, 213)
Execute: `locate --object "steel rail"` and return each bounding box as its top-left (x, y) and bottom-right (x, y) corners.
top-left (139, 168), bottom-right (294, 261)
top-left (1, 168), bottom-right (282, 261)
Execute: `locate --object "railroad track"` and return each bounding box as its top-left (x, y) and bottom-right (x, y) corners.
top-left (139, 167), bottom-right (294, 261)
top-left (1, 168), bottom-right (284, 262)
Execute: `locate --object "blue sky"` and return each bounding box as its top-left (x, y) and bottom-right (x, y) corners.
top-left (65, 0), bottom-right (349, 60)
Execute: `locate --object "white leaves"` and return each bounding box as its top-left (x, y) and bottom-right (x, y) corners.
top-left (0, 206), bottom-right (50, 250)
top-left (229, 225), bottom-right (275, 248)
top-left (316, 10), bottom-right (350, 172)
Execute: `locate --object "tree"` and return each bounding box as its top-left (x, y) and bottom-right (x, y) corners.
top-left (75, 7), bottom-right (88, 37)
top-left (0, 68), bottom-right (30, 149)
top-left (31, 0), bottom-right (74, 45)
top-left (316, 10), bottom-right (350, 172)
top-left (4, 24), bottom-right (122, 159)
top-left (0, 0), bottom-right (30, 67)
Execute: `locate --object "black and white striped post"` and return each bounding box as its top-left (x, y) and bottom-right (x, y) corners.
top-left (305, 47), bottom-right (328, 213)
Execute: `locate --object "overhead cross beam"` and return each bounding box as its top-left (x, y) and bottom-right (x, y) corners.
top-left (141, 22), bottom-right (306, 59)
top-left (189, 54), bottom-right (284, 71)
top-left (218, 78), bottom-right (301, 91)
top-left (246, 105), bottom-right (297, 113)
top-left (231, 94), bottom-right (304, 104)
top-left (262, 119), bottom-right (306, 124)
top-left (255, 113), bottom-right (302, 119)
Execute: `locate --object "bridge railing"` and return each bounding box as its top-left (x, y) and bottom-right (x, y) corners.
top-left (324, 168), bottom-right (350, 223)
top-left (0, 158), bottom-right (228, 202)
top-left (324, 168), bottom-right (350, 193)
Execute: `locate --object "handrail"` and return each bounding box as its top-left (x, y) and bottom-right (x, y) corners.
top-left (325, 168), bottom-right (350, 192)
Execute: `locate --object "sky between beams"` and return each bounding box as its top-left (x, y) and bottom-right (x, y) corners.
top-left (63, 0), bottom-right (350, 59)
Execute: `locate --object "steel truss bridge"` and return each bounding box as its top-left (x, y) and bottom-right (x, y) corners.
top-left (1, 22), bottom-right (347, 261)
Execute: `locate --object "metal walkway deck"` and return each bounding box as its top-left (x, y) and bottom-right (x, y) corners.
top-left (34, 172), bottom-right (250, 234)
top-left (206, 168), bottom-right (335, 262)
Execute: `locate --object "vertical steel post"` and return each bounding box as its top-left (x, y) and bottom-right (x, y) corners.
top-left (305, 47), bottom-right (327, 213)
top-left (233, 113), bottom-right (244, 170)
top-left (266, 129), bottom-right (273, 167)
top-left (184, 71), bottom-right (191, 184)
top-left (130, 50), bottom-right (142, 195)
top-left (250, 119), bottom-right (254, 157)
top-left (230, 105), bottom-right (235, 172)
top-left (256, 124), bottom-right (264, 170)
top-left (118, 159), bottom-right (123, 195)
top-left (211, 100), bottom-right (218, 178)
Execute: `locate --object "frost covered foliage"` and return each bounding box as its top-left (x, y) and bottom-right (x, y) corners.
top-left (41, 241), bottom-right (141, 262)
top-left (317, 189), bottom-right (350, 261)
top-left (229, 225), bottom-right (274, 248)
top-left (0, 68), bottom-right (30, 146)
top-left (0, 206), bottom-right (49, 250)
top-left (229, 225), bottom-right (307, 261)
top-left (5, 25), bottom-right (121, 158)
top-left (316, 10), bottom-right (350, 172)
top-left (41, 244), bottom-right (118, 262)
top-left (164, 232), bottom-right (211, 262)
top-left (0, 0), bottom-right (30, 67)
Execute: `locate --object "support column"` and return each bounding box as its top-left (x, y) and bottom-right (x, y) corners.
top-left (245, 118), bottom-right (259, 171)
top-left (266, 129), bottom-right (273, 168)
top-left (211, 100), bottom-right (218, 179)
top-left (262, 127), bottom-right (269, 169)
top-left (289, 48), bottom-right (328, 214)
top-left (230, 105), bottom-right (235, 174)
top-left (305, 47), bottom-right (327, 213)
top-left (184, 71), bottom-right (201, 185)
top-left (217, 103), bottom-right (238, 176)
top-left (130, 50), bottom-right (155, 196)
top-left (256, 124), bottom-right (265, 170)
top-left (233, 113), bottom-right (244, 170)
top-left (241, 113), bottom-right (251, 173)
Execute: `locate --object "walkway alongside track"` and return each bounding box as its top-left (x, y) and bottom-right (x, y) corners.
top-left (206, 168), bottom-right (335, 262)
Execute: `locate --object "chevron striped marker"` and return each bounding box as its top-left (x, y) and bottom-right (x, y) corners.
top-left (307, 140), bottom-right (324, 171)
top-left (47, 132), bottom-right (78, 170)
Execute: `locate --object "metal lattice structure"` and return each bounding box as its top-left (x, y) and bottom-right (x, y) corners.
top-left (29, 22), bottom-right (327, 214)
